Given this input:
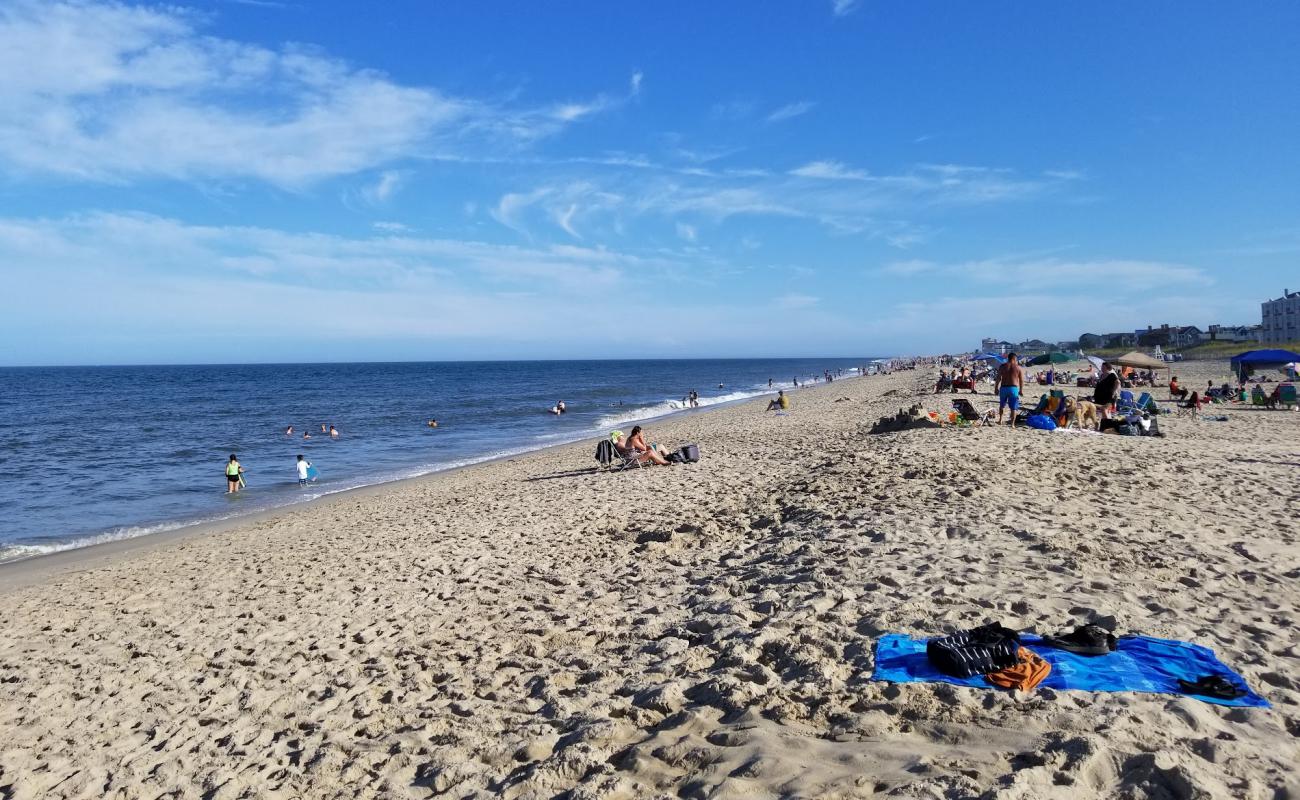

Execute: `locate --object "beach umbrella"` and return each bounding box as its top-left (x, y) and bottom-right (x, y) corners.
top-left (971, 353), bottom-right (1006, 363)
top-left (1085, 355), bottom-right (1106, 372)
top-left (1027, 352), bottom-right (1071, 365)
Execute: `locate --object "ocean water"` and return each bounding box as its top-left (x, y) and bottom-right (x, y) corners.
top-left (0, 359), bottom-right (872, 562)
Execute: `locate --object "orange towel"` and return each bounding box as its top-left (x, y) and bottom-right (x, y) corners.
top-left (986, 647), bottom-right (1051, 692)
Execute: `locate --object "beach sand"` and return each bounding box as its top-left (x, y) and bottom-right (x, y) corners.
top-left (1, 361), bottom-right (1297, 799)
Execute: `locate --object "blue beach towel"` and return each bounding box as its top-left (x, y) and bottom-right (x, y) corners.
top-left (873, 633), bottom-right (1268, 708)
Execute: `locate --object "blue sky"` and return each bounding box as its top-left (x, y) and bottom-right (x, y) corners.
top-left (1, 0), bottom-right (1297, 365)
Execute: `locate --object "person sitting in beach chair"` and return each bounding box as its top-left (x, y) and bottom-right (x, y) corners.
top-left (1177, 391), bottom-right (1204, 419)
top-left (621, 425), bottom-right (672, 466)
top-left (934, 371), bottom-right (952, 393)
top-left (1169, 376), bottom-right (1188, 401)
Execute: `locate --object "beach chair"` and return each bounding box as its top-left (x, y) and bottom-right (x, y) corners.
top-left (596, 435), bottom-right (644, 471)
top-left (1280, 384), bottom-right (1298, 410)
top-left (1251, 386), bottom-right (1268, 406)
top-left (1115, 390), bottom-right (1142, 417)
top-left (952, 398), bottom-right (992, 426)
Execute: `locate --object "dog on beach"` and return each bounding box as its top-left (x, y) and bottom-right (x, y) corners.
top-left (1063, 396), bottom-right (1099, 430)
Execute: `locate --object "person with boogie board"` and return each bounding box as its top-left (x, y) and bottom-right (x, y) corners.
top-left (225, 454), bottom-right (245, 494)
top-left (296, 454), bottom-right (318, 486)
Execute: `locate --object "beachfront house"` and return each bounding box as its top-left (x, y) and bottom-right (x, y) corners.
top-left (1261, 290), bottom-right (1300, 344)
top-left (1207, 324), bottom-right (1261, 343)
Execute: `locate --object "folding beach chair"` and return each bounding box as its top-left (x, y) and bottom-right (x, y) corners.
top-left (595, 435), bottom-right (644, 471)
top-left (952, 398), bottom-right (993, 426)
top-left (1115, 390), bottom-right (1143, 417)
top-left (1280, 384), bottom-right (1299, 410)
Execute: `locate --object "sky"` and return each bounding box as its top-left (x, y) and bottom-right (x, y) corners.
top-left (1, 0), bottom-right (1298, 366)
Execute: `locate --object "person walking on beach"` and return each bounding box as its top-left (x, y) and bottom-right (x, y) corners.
top-left (995, 353), bottom-right (1025, 427)
top-left (225, 454), bottom-right (244, 494)
top-left (296, 454), bottom-right (312, 486)
top-left (1094, 363), bottom-right (1120, 420)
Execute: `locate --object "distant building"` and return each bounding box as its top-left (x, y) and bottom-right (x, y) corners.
top-left (1136, 324), bottom-right (1205, 349)
top-left (1261, 290), bottom-right (1300, 344)
top-left (1055, 340), bottom-right (1079, 351)
top-left (1207, 324), bottom-right (1261, 343)
top-left (1017, 339), bottom-right (1051, 352)
top-left (978, 338), bottom-right (1015, 355)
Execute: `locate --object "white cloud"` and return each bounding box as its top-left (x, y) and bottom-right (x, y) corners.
top-left (675, 222), bottom-right (697, 242)
top-left (630, 71), bottom-right (643, 95)
top-left (0, 211), bottom-right (866, 363)
top-left (789, 160), bottom-right (870, 180)
top-left (372, 221), bottom-right (411, 233)
top-left (877, 254), bottom-right (1211, 293)
top-left (362, 170), bottom-right (406, 204)
top-left (766, 101), bottom-right (816, 123)
top-left (831, 0), bottom-right (860, 16)
top-left (0, 1), bottom-right (625, 187)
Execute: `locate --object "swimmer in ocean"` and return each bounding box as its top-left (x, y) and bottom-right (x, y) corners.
top-left (428, 419), bottom-right (438, 428)
top-left (329, 425), bottom-right (339, 439)
top-left (285, 425), bottom-right (293, 435)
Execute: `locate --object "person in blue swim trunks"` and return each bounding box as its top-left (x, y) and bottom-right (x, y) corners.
top-left (995, 352), bottom-right (1025, 428)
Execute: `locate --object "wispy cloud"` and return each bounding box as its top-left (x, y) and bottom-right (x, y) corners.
top-left (766, 101), bottom-right (816, 123)
top-left (362, 170), bottom-right (406, 204)
top-left (830, 0), bottom-right (860, 17)
top-left (0, 211), bottom-right (862, 362)
top-left (0, 1), bottom-right (627, 187)
top-left (878, 255), bottom-right (1213, 291)
top-left (486, 159), bottom-right (1069, 243)
top-left (789, 160), bottom-right (869, 180)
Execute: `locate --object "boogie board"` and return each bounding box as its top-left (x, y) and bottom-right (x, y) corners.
top-left (306, 465), bottom-right (320, 481)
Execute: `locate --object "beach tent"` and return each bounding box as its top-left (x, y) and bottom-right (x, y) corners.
top-left (1229, 349), bottom-right (1300, 381)
top-left (1112, 351), bottom-right (1170, 372)
top-left (1027, 351), bottom-right (1072, 365)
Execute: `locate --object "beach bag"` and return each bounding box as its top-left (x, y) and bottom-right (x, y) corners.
top-left (1025, 413), bottom-right (1056, 431)
top-left (672, 443), bottom-right (699, 463)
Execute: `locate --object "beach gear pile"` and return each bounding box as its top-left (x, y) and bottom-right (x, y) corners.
top-left (874, 621), bottom-right (1268, 707)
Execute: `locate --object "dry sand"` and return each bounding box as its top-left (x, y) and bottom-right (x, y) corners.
top-left (1, 361), bottom-right (1297, 799)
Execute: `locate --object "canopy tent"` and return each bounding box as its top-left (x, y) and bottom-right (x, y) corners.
top-left (1027, 351), bottom-right (1072, 365)
top-left (1229, 349), bottom-right (1300, 381)
top-left (1112, 351), bottom-right (1171, 371)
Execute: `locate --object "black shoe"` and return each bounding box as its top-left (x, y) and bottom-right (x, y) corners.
top-left (1042, 624), bottom-right (1117, 656)
top-left (1177, 674), bottom-right (1245, 700)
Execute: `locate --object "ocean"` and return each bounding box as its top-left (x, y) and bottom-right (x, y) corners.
top-left (0, 358), bottom-right (873, 562)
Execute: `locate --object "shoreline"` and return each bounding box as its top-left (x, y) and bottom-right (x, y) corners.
top-left (0, 373), bottom-right (857, 591)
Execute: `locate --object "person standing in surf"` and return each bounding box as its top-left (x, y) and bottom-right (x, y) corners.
top-left (225, 454), bottom-right (244, 494)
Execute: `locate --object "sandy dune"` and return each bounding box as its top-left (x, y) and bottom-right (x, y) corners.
top-left (1, 361), bottom-right (1297, 799)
